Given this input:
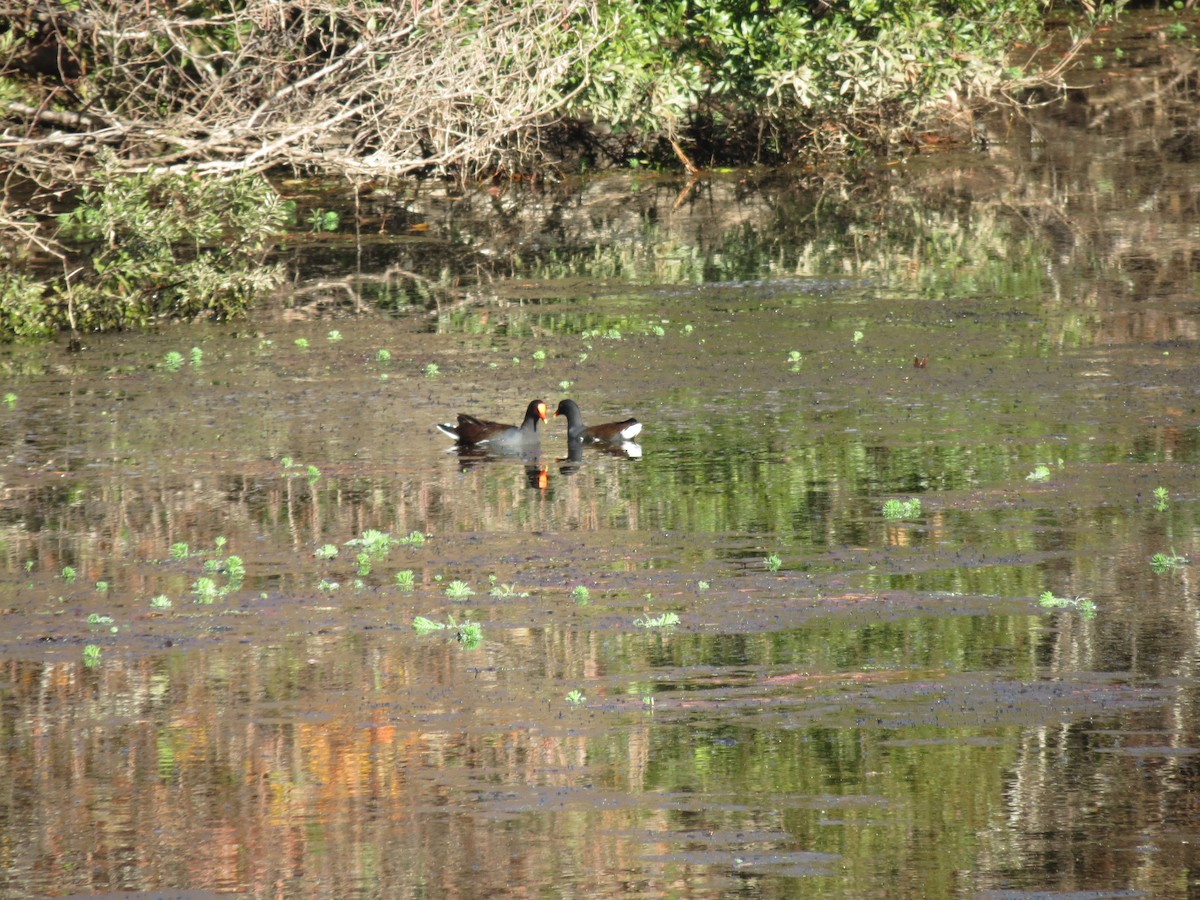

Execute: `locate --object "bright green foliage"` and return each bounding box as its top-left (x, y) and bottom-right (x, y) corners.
top-left (51, 163), bottom-right (287, 333)
top-left (223, 556), bottom-right (245, 586)
top-left (413, 613), bottom-right (483, 648)
top-left (490, 582), bottom-right (530, 597)
top-left (0, 273), bottom-right (52, 340)
top-left (1150, 550), bottom-right (1188, 574)
top-left (1038, 590), bottom-right (1096, 618)
top-left (574, 0), bottom-right (1044, 160)
top-left (307, 209), bottom-right (340, 232)
top-left (445, 580), bottom-right (475, 600)
top-left (634, 611), bottom-right (680, 628)
top-left (192, 576), bottom-right (220, 603)
top-left (883, 497), bottom-right (922, 519)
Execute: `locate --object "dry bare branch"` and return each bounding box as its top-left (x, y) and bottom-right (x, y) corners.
top-left (1, 0), bottom-right (606, 184)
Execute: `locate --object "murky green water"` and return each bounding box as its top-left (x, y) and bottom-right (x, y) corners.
top-left (5, 33), bottom-right (1200, 897)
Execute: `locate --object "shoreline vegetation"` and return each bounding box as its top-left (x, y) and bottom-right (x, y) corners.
top-left (0, 0), bottom-right (1123, 337)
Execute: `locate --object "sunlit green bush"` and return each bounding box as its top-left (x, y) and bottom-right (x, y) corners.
top-left (573, 0), bottom-right (1048, 160)
top-left (51, 162), bottom-right (289, 333)
top-left (2, 163), bottom-right (289, 339)
top-left (0, 272), bottom-right (53, 340)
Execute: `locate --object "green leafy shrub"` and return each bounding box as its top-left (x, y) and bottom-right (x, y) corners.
top-left (49, 161), bottom-right (288, 333)
top-left (572, 0), bottom-right (1045, 162)
top-left (0, 273), bottom-right (53, 340)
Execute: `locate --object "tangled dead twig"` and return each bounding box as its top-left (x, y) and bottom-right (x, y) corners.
top-left (0, 0), bottom-right (607, 185)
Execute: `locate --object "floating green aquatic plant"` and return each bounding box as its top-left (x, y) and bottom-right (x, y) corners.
top-left (170, 542), bottom-right (189, 560)
top-left (489, 581), bottom-right (529, 598)
top-left (1150, 550), bottom-right (1188, 574)
top-left (1025, 465), bottom-right (1051, 482)
top-left (445, 580), bottom-right (474, 600)
top-left (764, 553), bottom-right (782, 572)
top-left (1153, 486), bottom-right (1169, 511)
top-left (82, 644), bottom-right (101, 667)
top-left (412, 615), bottom-right (442, 635)
top-left (192, 576), bottom-right (220, 603)
top-left (456, 620), bottom-right (483, 648)
top-left (565, 690), bottom-right (586, 707)
top-left (423, 362), bottom-right (440, 377)
top-left (394, 570), bottom-right (415, 590)
top-left (294, 337), bottom-right (309, 349)
top-left (150, 595), bottom-right (172, 609)
top-left (307, 208), bottom-right (340, 232)
top-left (634, 611), bottom-right (680, 629)
top-left (164, 351), bottom-right (184, 371)
top-left (224, 556), bottom-right (245, 587)
top-left (413, 613), bottom-right (482, 649)
top-left (571, 585), bottom-right (590, 604)
top-left (314, 544), bottom-right (338, 560)
top-left (347, 529), bottom-right (394, 558)
top-left (883, 497), bottom-right (922, 519)
top-left (61, 566), bottom-right (76, 584)
top-left (3, 392), bottom-right (15, 408)
top-left (1038, 591), bottom-right (1096, 618)
top-left (190, 347), bottom-right (203, 366)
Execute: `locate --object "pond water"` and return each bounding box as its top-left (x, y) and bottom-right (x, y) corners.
top-left (5, 22), bottom-right (1200, 899)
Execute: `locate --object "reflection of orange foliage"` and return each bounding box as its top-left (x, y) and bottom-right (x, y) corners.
top-left (884, 523), bottom-right (910, 547)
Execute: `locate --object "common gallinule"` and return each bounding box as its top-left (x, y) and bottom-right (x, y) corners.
top-left (437, 399), bottom-right (547, 446)
top-left (553, 399), bottom-right (642, 444)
